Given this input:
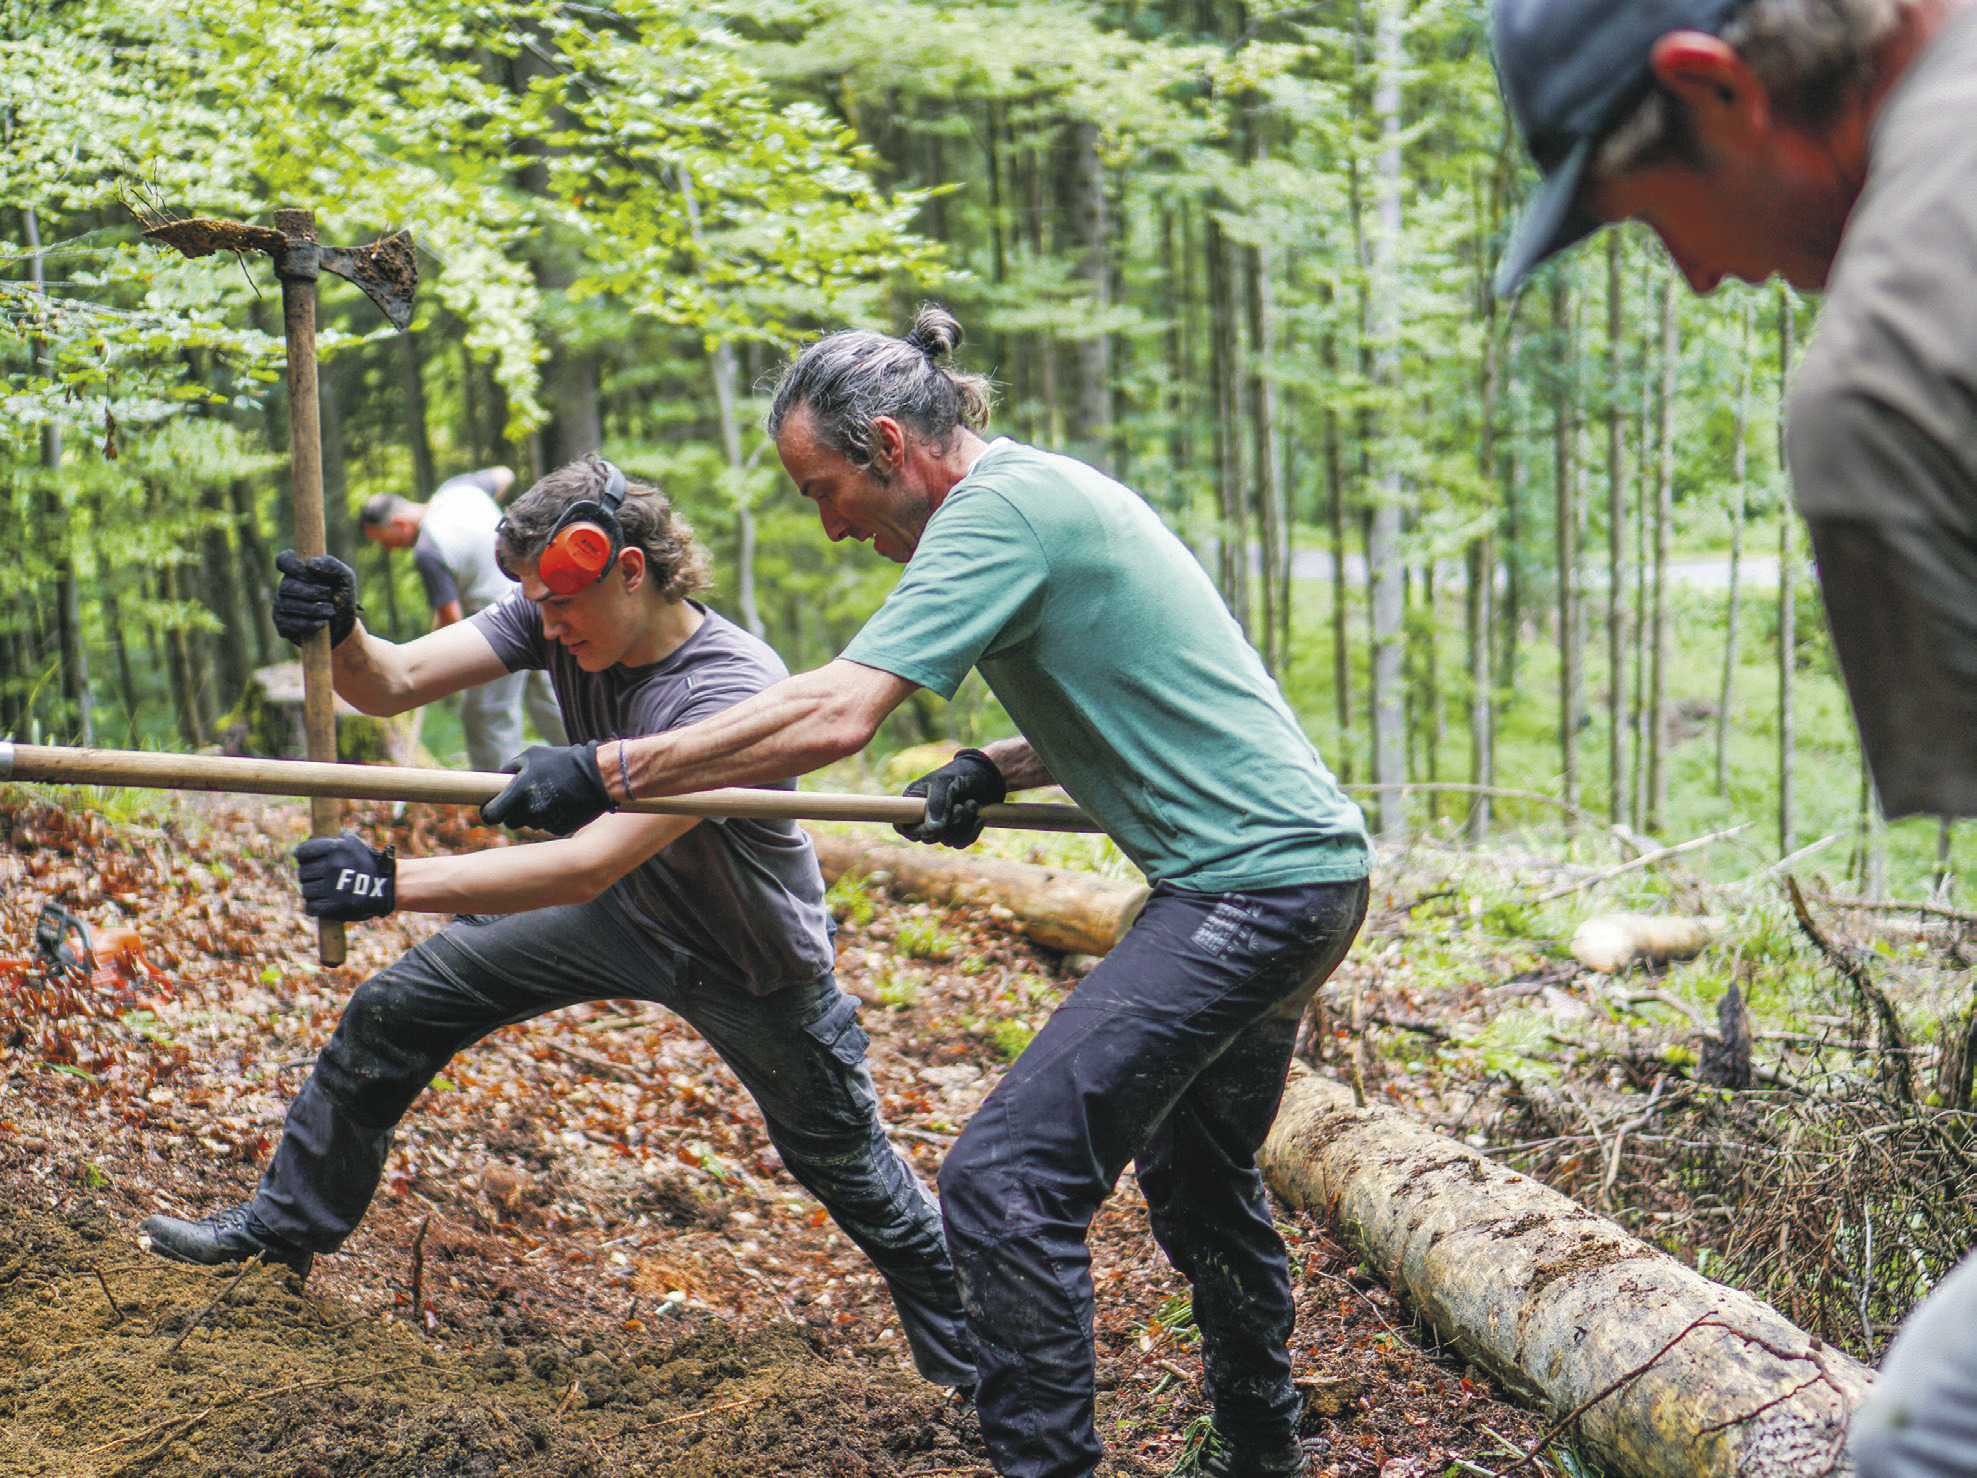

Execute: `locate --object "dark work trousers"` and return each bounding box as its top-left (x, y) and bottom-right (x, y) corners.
top-left (246, 887), bottom-right (975, 1388)
top-left (940, 876), bottom-right (1369, 1478)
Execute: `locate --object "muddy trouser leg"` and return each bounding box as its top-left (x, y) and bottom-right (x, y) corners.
top-left (524, 669), bottom-right (567, 746)
top-left (939, 877), bottom-right (1369, 1478)
top-left (249, 894), bottom-right (696, 1253)
top-left (668, 966), bottom-right (976, 1389)
top-left (460, 667), bottom-right (527, 772)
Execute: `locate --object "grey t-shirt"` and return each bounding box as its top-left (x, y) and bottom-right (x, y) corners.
top-left (471, 597), bottom-right (835, 993)
top-left (414, 471), bottom-right (514, 616)
top-left (1787, 5), bottom-right (1977, 819)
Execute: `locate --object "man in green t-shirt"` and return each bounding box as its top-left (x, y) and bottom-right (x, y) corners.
top-left (482, 306), bottom-right (1370, 1478)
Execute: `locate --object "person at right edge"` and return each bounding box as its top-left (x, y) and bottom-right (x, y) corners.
top-left (1488, 1), bottom-right (1975, 1473)
top-left (474, 307), bottom-right (1373, 1478)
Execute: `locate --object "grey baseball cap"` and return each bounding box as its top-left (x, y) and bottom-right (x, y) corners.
top-left (1492, 0), bottom-right (1746, 296)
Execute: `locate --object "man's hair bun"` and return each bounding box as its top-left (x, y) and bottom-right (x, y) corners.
top-left (903, 304), bottom-right (964, 361)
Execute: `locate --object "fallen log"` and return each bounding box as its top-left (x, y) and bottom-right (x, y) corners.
top-left (805, 831), bottom-right (1148, 957)
top-left (1258, 1065), bottom-right (1870, 1478)
top-left (1570, 914), bottom-right (1718, 974)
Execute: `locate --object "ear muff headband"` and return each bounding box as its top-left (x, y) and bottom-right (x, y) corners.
top-left (533, 461), bottom-right (628, 595)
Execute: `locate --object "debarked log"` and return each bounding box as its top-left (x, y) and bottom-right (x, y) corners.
top-left (1259, 1065), bottom-right (1871, 1478)
top-left (1570, 913), bottom-right (1718, 974)
top-left (805, 831), bottom-right (1149, 958)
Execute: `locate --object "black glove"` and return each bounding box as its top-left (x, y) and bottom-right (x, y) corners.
top-left (895, 748), bottom-right (1006, 848)
top-left (273, 550), bottom-right (360, 648)
top-left (295, 831), bottom-right (396, 921)
top-left (479, 741), bottom-right (615, 836)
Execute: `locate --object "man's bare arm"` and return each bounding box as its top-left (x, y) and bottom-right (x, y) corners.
top-left (395, 811), bottom-right (698, 914)
top-left (980, 737), bottom-right (1055, 792)
top-left (606, 659), bottom-right (917, 801)
top-left (331, 619), bottom-right (511, 717)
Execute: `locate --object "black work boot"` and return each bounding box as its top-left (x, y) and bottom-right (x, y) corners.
top-left (140, 1203), bottom-right (314, 1279)
top-left (1177, 1424), bottom-right (1309, 1478)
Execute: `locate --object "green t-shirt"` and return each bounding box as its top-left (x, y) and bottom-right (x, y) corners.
top-left (841, 440), bottom-right (1370, 892)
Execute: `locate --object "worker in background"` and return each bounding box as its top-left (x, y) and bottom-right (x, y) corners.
top-left (478, 309), bottom-right (1372, 1478)
top-left (1491, 1), bottom-right (1977, 1472)
top-left (138, 456), bottom-right (977, 1398)
top-left (361, 467), bottom-right (565, 770)
top-left (1491, 0), bottom-right (1977, 818)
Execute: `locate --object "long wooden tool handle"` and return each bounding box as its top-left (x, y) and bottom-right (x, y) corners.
top-left (0, 744), bottom-right (1102, 833)
top-left (275, 206), bottom-right (345, 967)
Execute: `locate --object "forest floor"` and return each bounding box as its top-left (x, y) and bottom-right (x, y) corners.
top-left (0, 793), bottom-right (1566, 1478)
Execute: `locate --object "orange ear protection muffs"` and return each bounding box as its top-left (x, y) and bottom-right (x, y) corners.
top-left (505, 461), bottom-right (628, 596)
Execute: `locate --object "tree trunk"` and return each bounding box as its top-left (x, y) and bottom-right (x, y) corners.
top-left (1247, 236), bottom-right (1286, 674)
top-left (1366, 0), bottom-right (1406, 834)
top-left (1207, 215), bottom-right (1249, 634)
top-left (102, 590), bottom-right (141, 745)
top-left (1777, 288), bottom-right (1798, 854)
top-left (317, 352), bottom-right (358, 572)
top-left (200, 482), bottom-right (254, 715)
top-left (1605, 231), bottom-right (1628, 825)
top-left (1061, 120), bottom-right (1112, 473)
top-left (1322, 308), bottom-right (1353, 782)
top-left (1646, 280), bottom-right (1676, 835)
top-left (1259, 1067), bottom-right (1871, 1478)
top-left (807, 832), bottom-right (1148, 958)
top-left (24, 205), bottom-right (90, 745)
top-left (1717, 303), bottom-right (1752, 798)
top-left (513, 37), bottom-right (602, 474)
top-left (399, 330), bottom-right (437, 497)
top-left (159, 566), bottom-right (207, 750)
top-left (229, 479), bottom-right (279, 666)
top-left (1553, 274), bottom-right (1580, 813)
top-left (1243, 104), bottom-right (1287, 674)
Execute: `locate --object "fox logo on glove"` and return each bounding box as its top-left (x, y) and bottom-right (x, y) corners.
top-left (295, 832), bottom-right (397, 922)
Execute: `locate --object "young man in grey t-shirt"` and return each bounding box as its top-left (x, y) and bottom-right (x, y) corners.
top-left (141, 457), bottom-right (975, 1393)
top-left (362, 469), bottom-right (565, 770)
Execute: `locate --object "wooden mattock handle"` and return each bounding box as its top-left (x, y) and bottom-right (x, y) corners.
top-left (274, 206), bottom-right (347, 968)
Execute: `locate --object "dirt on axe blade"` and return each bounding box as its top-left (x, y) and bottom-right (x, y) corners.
top-left (144, 209), bottom-right (419, 965)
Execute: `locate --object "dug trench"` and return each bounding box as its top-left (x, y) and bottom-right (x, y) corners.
top-left (0, 794), bottom-right (1550, 1476)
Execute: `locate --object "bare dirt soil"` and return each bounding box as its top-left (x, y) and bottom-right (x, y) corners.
top-left (0, 794), bottom-right (1550, 1477)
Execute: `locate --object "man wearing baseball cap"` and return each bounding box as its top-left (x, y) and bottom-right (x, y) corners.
top-left (1495, 0), bottom-right (1977, 823)
top-left (1494, 4), bottom-right (1976, 1471)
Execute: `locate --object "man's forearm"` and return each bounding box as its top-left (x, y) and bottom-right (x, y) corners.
top-left (610, 660), bottom-right (912, 801)
top-left (396, 840), bottom-right (604, 914)
top-left (982, 737), bottom-right (1055, 791)
top-left (328, 624), bottom-right (417, 716)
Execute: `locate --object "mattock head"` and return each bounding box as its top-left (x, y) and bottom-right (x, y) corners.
top-left (142, 215), bottom-right (419, 332)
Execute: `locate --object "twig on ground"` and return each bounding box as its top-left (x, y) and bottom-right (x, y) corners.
top-left (409, 1213), bottom-right (431, 1328)
top-left (1726, 836), bottom-right (1839, 890)
top-left (83, 1406), bottom-right (216, 1455)
top-left (1365, 1011), bottom-right (1455, 1041)
top-left (1813, 894), bottom-right (1977, 927)
top-left (90, 1262), bottom-right (126, 1321)
top-left (555, 1380), bottom-right (584, 1416)
top-left (1600, 1075), bottom-right (1668, 1209)
top-left (1531, 823), bottom-right (1753, 903)
top-left (1786, 879), bottom-right (1912, 1102)
top-left (540, 1039), bottom-right (643, 1082)
top-left (162, 1257), bottom-right (262, 1360)
top-left (631, 1395), bottom-right (762, 1430)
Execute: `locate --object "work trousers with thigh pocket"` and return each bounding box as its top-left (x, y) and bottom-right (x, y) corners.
top-left (247, 887), bottom-right (975, 1388)
top-left (940, 876), bottom-right (1369, 1478)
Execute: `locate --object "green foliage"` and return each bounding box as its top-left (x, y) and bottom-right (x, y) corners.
top-left (826, 871), bottom-right (879, 928)
top-left (894, 916), bottom-right (962, 961)
top-left (990, 1018), bottom-right (1036, 1062)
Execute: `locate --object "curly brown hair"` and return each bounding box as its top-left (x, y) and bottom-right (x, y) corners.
top-left (497, 455), bottom-right (711, 603)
